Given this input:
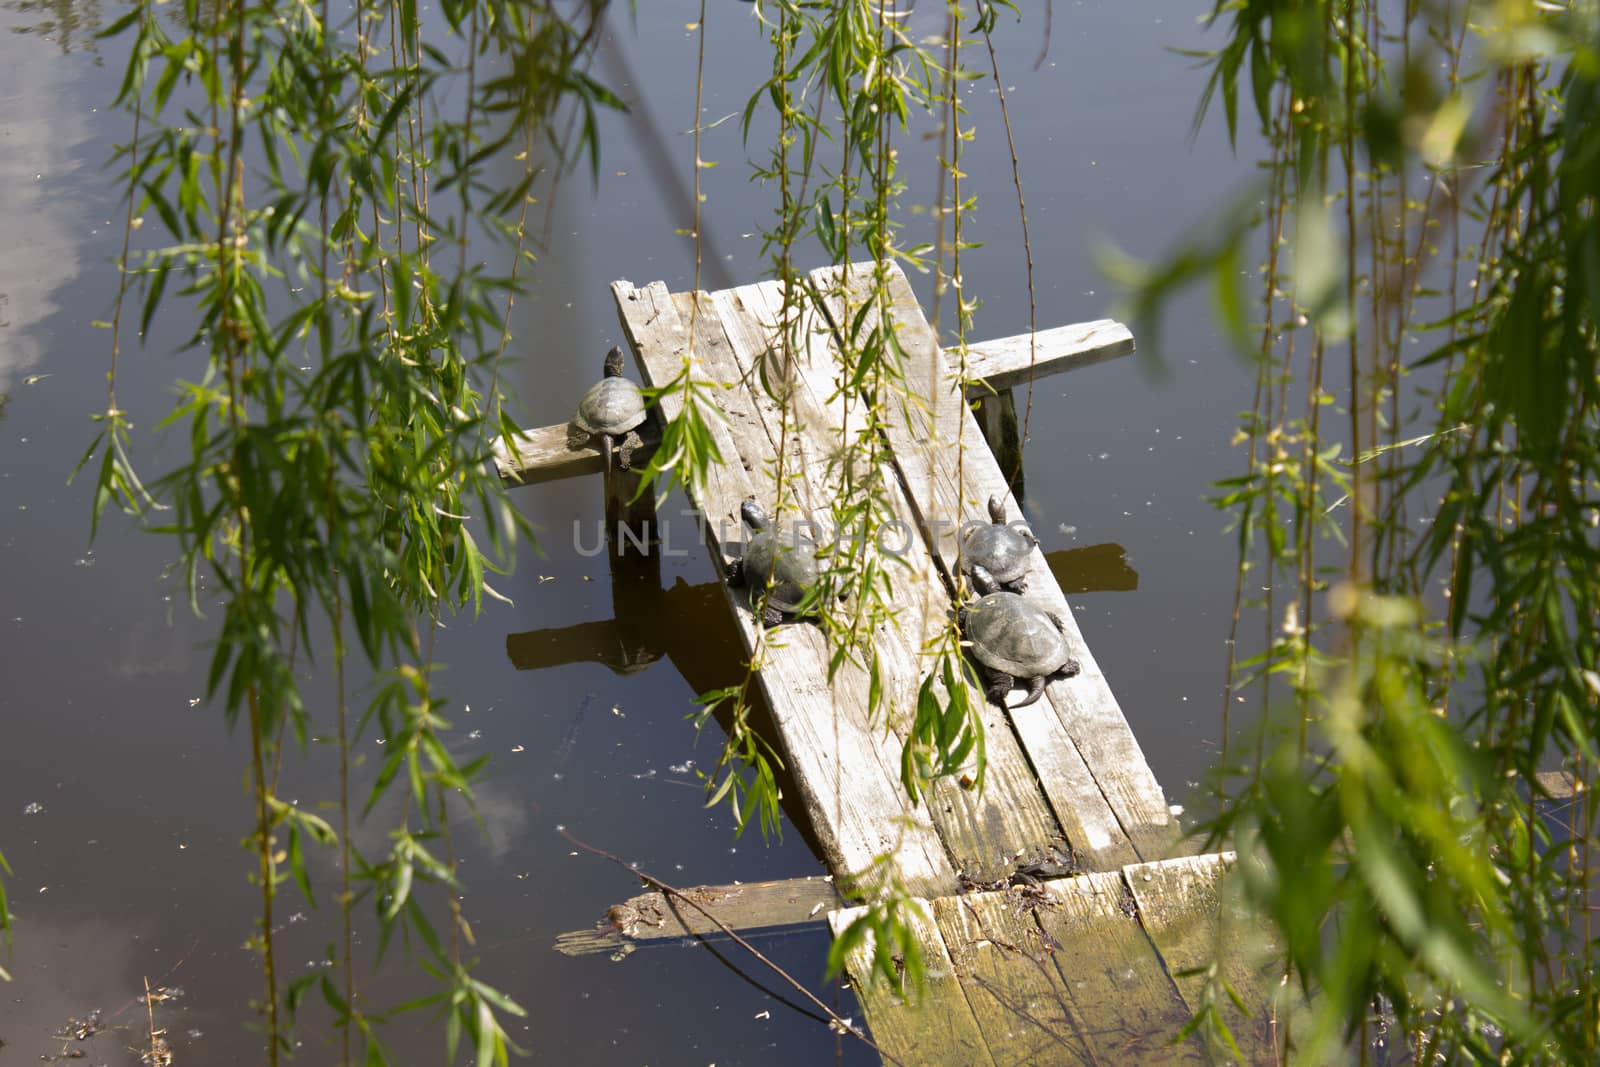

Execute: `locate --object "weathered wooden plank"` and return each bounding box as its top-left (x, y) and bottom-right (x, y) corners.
top-left (493, 319), bottom-right (1130, 487)
top-left (1034, 871), bottom-right (1209, 1065)
top-left (931, 891), bottom-right (1095, 1066)
top-left (1006, 700), bottom-right (1140, 870)
top-left (1124, 853), bottom-right (1283, 1064)
top-left (612, 279), bottom-right (956, 896)
top-left (713, 278), bottom-right (1071, 883)
top-left (857, 264), bottom-right (1176, 860)
top-left (828, 903), bottom-right (998, 1067)
top-left (807, 263), bottom-right (1156, 867)
top-left (554, 876), bottom-right (840, 956)
top-left (493, 423), bottom-right (659, 486)
top-left (964, 321), bottom-right (1135, 393)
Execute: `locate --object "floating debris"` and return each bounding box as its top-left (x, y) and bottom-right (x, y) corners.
top-left (23, 801), bottom-right (44, 815)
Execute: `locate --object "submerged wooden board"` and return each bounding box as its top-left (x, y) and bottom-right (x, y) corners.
top-left (931, 891), bottom-right (1094, 1065)
top-left (835, 859), bottom-right (1252, 1067)
top-left (808, 263), bottom-right (1170, 867)
top-left (1125, 853), bottom-right (1283, 1063)
top-left (828, 903), bottom-right (998, 1067)
top-left (1035, 872), bottom-right (1209, 1065)
top-left (612, 279), bottom-right (956, 897)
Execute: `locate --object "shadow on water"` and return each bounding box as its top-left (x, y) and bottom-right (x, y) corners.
top-left (507, 542), bottom-right (1139, 683)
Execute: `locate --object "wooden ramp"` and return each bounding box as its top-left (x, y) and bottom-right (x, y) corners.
top-left (499, 262), bottom-right (1280, 1064)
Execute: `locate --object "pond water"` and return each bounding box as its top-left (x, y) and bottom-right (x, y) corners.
top-left (0, 2), bottom-right (1261, 1063)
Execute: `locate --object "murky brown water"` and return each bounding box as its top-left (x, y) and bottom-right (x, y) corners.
top-left (0, 3), bottom-right (1260, 1063)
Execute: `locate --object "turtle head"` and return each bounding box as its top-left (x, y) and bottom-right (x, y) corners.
top-left (969, 563), bottom-right (1000, 596)
top-left (740, 498), bottom-right (769, 532)
top-left (986, 495), bottom-right (1007, 525)
top-left (603, 346), bottom-right (626, 377)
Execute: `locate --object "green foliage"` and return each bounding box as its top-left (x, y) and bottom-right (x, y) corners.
top-left (62, 0), bottom-right (1068, 1050)
top-left (704, 6), bottom-right (992, 831)
top-left (1124, 0), bottom-right (1600, 1060)
top-left (824, 856), bottom-right (929, 994)
top-left (83, 0), bottom-right (615, 1061)
top-left (0, 845), bottom-right (11, 981)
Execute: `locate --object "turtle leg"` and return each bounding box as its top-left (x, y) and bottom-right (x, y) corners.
top-left (1010, 575), bottom-right (1029, 594)
top-left (984, 671), bottom-right (1014, 708)
top-left (1060, 658), bottom-right (1082, 679)
top-left (618, 429), bottom-right (643, 472)
top-left (1014, 674), bottom-right (1048, 709)
top-left (761, 603), bottom-right (784, 628)
top-left (726, 558), bottom-right (745, 585)
top-left (600, 432), bottom-right (615, 472)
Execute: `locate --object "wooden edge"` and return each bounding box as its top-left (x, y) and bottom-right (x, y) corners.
top-left (554, 876), bottom-right (841, 956)
top-left (495, 317), bottom-right (1131, 486)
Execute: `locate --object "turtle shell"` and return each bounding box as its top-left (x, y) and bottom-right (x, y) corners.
top-left (963, 520), bottom-right (1032, 584)
top-left (574, 377), bottom-right (646, 436)
top-left (741, 529), bottom-right (820, 613)
top-left (963, 592), bottom-right (1071, 678)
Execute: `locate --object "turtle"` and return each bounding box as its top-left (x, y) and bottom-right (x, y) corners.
top-left (570, 346), bottom-right (647, 471)
top-left (961, 494), bottom-right (1037, 592)
top-left (957, 564), bottom-right (1079, 708)
top-left (725, 499), bottom-right (820, 627)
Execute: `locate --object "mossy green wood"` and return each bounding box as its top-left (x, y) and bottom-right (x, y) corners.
top-left (1035, 871), bottom-right (1210, 1065)
top-left (930, 890), bottom-right (1096, 1065)
top-left (827, 903), bottom-right (997, 1067)
top-left (1124, 853), bottom-right (1284, 1064)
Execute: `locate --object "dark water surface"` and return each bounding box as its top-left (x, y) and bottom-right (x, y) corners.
top-left (0, 3), bottom-right (1260, 1064)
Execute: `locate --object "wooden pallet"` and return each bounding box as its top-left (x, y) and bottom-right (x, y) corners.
top-left (501, 263), bottom-right (1284, 1064)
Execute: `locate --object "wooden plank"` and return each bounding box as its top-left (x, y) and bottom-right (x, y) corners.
top-left (611, 279), bottom-right (956, 897)
top-left (931, 891), bottom-right (1095, 1066)
top-left (493, 319), bottom-right (1130, 487)
top-left (709, 279), bottom-right (1071, 883)
top-left (493, 422), bottom-right (659, 486)
top-left (807, 263), bottom-right (1157, 867)
top-left (1124, 853), bottom-right (1283, 1064)
top-left (554, 876), bottom-right (841, 956)
top-left (964, 321), bottom-right (1135, 393)
top-left (828, 903), bottom-right (998, 1067)
top-left (1034, 871), bottom-right (1209, 1064)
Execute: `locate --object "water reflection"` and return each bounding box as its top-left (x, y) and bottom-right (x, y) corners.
top-left (3, 0), bottom-right (100, 55)
top-left (0, 5), bottom-right (94, 393)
